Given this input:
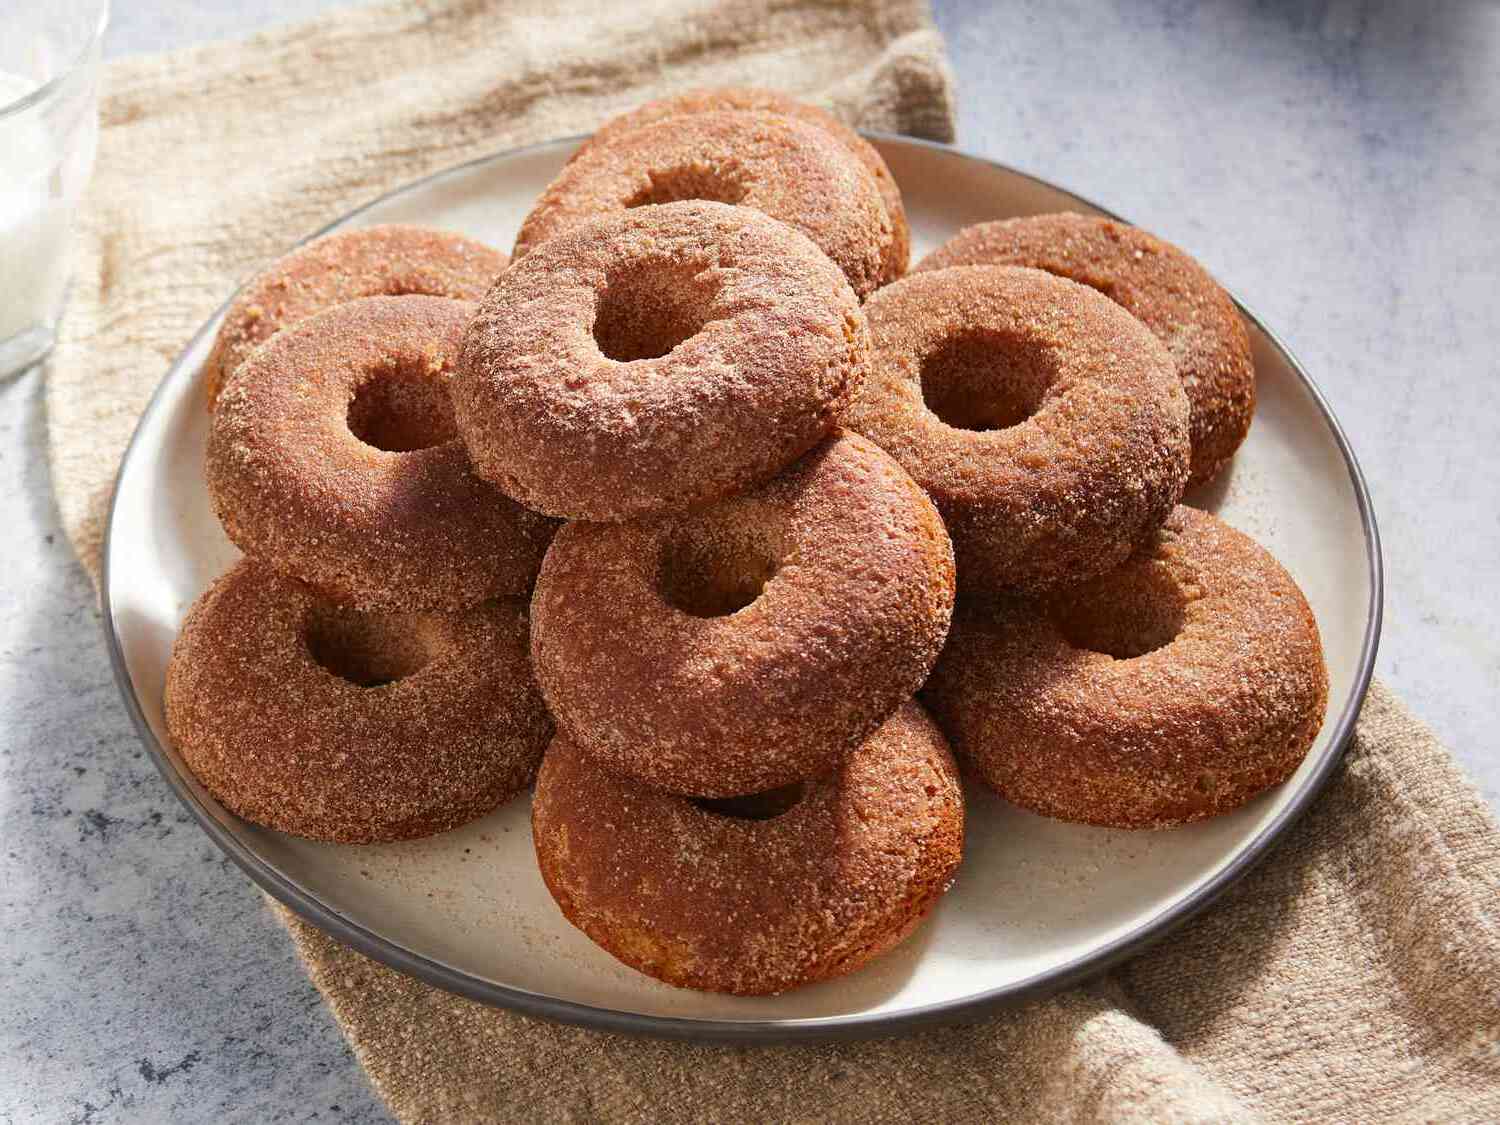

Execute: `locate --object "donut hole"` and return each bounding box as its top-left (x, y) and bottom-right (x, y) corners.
top-left (1049, 566), bottom-right (1188, 659)
top-left (657, 523), bottom-right (778, 618)
top-left (623, 167), bottom-right (750, 210)
top-left (593, 260), bottom-right (717, 362)
top-left (347, 366), bottom-right (458, 453)
top-left (920, 329), bottom-right (1056, 432)
top-left (304, 605), bottom-right (442, 687)
top-left (694, 782), bottom-right (808, 821)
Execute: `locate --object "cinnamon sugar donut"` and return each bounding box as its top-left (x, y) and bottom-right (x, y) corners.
top-left (456, 201), bottom-right (868, 522)
top-left (573, 87), bottom-right (910, 281)
top-left (922, 506), bottom-right (1328, 829)
top-left (532, 702), bottom-right (963, 994)
top-left (203, 224), bottom-right (508, 409)
top-left (916, 213), bottom-right (1254, 487)
top-left (844, 265), bottom-right (1190, 593)
top-left (208, 295), bottom-right (557, 611)
top-left (515, 111), bottom-right (894, 297)
top-left (530, 430), bottom-right (955, 797)
top-left (165, 560), bottom-right (552, 844)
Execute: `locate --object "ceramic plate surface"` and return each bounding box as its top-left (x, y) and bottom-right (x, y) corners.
top-left (104, 136), bottom-right (1381, 1041)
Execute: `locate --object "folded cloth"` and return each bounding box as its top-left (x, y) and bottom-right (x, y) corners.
top-left (274, 681), bottom-right (1500, 1123)
top-left (46, 1), bottom-right (1500, 1121)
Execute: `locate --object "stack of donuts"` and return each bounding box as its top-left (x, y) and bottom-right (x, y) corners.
top-left (166, 88), bottom-right (1328, 997)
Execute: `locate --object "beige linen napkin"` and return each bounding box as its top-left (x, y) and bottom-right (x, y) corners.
top-left (275, 679), bottom-right (1500, 1123)
top-left (47, 1), bottom-right (1500, 1121)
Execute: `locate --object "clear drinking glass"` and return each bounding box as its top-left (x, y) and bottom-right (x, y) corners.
top-left (0, 0), bottom-right (108, 379)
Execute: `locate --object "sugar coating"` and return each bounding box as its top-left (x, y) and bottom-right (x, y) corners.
top-left (456, 200), bottom-right (869, 522)
top-left (531, 701), bottom-right (964, 995)
top-left (207, 295), bottom-right (558, 611)
top-left (916, 213), bottom-right (1254, 488)
top-left (570, 86), bottom-right (910, 283)
top-left (164, 560), bottom-right (553, 844)
top-left (173, 125), bottom-right (1305, 997)
top-left (515, 111), bottom-right (892, 298)
top-left (844, 264), bottom-right (1191, 594)
top-left (202, 224), bottom-right (509, 409)
top-left (922, 505), bottom-right (1329, 829)
top-left (530, 430), bottom-right (956, 797)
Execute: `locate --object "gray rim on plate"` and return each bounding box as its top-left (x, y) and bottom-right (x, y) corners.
top-left (101, 134), bottom-right (1384, 1043)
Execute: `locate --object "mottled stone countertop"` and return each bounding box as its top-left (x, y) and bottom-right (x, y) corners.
top-left (2, 2), bottom-right (1495, 1120)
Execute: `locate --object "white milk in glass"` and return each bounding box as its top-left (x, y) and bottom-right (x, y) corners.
top-left (0, 0), bottom-right (105, 376)
top-left (1, 67), bottom-right (98, 368)
top-left (2, 73), bottom-right (72, 343)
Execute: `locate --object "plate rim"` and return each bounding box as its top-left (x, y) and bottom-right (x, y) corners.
top-left (100, 132), bottom-right (1384, 1044)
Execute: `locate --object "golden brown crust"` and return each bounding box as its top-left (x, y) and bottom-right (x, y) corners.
top-left (921, 506), bottom-right (1329, 829)
top-left (572, 87), bottom-right (909, 282)
top-left (207, 296), bottom-right (558, 612)
top-left (915, 213), bottom-right (1254, 487)
top-left (456, 201), bottom-right (869, 522)
top-left (530, 430), bottom-right (956, 797)
top-left (844, 265), bottom-right (1190, 593)
top-left (531, 702), bottom-right (963, 994)
top-left (202, 224), bottom-right (508, 409)
top-left (516, 111), bottom-right (893, 297)
top-left (165, 560), bottom-right (553, 844)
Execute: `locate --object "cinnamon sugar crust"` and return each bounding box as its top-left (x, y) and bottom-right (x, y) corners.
top-left (531, 701), bottom-right (964, 995)
top-left (922, 506), bottom-right (1328, 829)
top-left (207, 295), bottom-right (557, 611)
top-left (916, 213), bottom-right (1254, 487)
top-left (165, 560), bottom-right (552, 844)
top-left (844, 265), bottom-right (1191, 593)
top-left (203, 224), bottom-right (508, 409)
top-left (530, 430), bottom-right (956, 797)
top-left (515, 111), bottom-right (893, 297)
top-left (571, 87), bottom-right (909, 283)
top-left (456, 201), bottom-right (868, 522)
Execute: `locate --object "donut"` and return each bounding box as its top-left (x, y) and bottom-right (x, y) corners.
top-left (203, 224), bottom-right (508, 409)
top-left (514, 111), bottom-right (895, 297)
top-left (164, 560), bottom-right (552, 844)
top-left (456, 201), bottom-right (868, 522)
top-left (843, 265), bottom-right (1190, 593)
top-left (531, 701), bottom-right (964, 994)
top-left (915, 213), bottom-right (1254, 487)
top-left (530, 429), bottom-right (955, 797)
top-left (922, 506), bottom-right (1328, 829)
top-left (573, 87), bottom-right (910, 281)
top-left (208, 295), bottom-right (557, 611)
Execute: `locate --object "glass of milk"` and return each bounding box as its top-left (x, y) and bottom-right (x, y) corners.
top-left (1, 0), bottom-right (108, 380)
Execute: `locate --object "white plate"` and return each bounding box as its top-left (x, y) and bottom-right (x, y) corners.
top-left (103, 136), bottom-right (1381, 1041)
